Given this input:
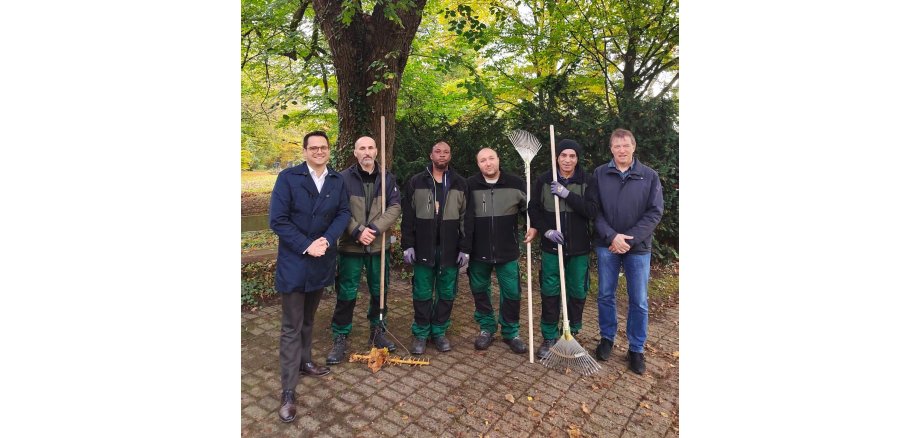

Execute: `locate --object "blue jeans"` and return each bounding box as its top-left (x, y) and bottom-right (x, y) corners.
top-left (596, 248), bottom-right (651, 353)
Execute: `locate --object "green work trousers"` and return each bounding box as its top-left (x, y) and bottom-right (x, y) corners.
top-left (411, 248), bottom-right (459, 338)
top-left (467, 259), bottom-right (521, 339)
top-left (331, 253), bottom-right (389, 336)
top-left (539, 252), bottom-right (588, 339)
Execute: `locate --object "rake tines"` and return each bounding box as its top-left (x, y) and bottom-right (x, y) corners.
top-left (540, 336), bottom-right (601, 376)
top-left (507, 129), bottom-right (542, 164)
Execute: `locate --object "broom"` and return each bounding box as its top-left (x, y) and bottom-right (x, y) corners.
top-left (508, 129), bottom-right (542, 363)
top-left (540, 125), bottom-right (601, 376)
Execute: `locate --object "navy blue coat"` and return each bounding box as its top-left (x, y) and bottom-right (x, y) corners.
top-left (590, 158), bottom-right (664, 254)
top-left (269, 163), bottom-right (351, 293)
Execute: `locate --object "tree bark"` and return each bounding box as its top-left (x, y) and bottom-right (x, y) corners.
top-left (312, 0), bottom-right (427, 169)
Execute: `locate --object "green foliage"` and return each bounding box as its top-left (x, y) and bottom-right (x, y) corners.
top-left (241, 149), bottom-right (253, 170)
top-left (241, 260), bottom-right (276, 307)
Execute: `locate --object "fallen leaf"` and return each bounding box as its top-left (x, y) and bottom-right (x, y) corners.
top-left (447, 406), bottom-right (457, 414)
top-left (505, 394), bottom-right (515, 404)
top-left (567, 425), bottom-right (581, 437)
top-left (581, 402), bottom-right (590, 415)
top-left (401, 415), bottom-right (409, 422)
top-left (591, 384), bottom-right (600, 391)
top-left (672, 351), bottom-right (679, 358)
top-left (527, 396), bottom-right (533, 401)
top-left (641, 402), bottom-right (651, 409)
top-left (661, 412), bottom-right (669, 417)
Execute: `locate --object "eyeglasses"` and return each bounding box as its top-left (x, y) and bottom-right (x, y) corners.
top-left (306, 145), bottom-right (329, 152)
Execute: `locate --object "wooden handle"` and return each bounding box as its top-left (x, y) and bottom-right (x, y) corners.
top-left (379, 116), bottom-right (386, 321)
top-left (548, 125), bottom-right (570, 328)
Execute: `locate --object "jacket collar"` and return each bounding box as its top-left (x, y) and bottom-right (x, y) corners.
top-left (546, 164), bottom-right (585, 183)
top-left (604, 157), bottom-right (644, 176)
top-left (472, 169), bottom-right (508, 186)
top-left (297, 162), bottom-right (340, 197)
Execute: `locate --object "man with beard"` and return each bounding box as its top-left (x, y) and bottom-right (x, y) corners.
top-left (401, 140), bottom-right (469, 354)
top-left (527, 139), bottom-right (598, 359)
top-left (463, 148), bottom-right (538, 354)
top-left (325, 136), bottom-right (402, 365)
top-left (269, 130), bottom-right (350, 422)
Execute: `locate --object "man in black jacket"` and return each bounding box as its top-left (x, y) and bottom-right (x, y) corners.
top-left (401, 141), bottom-right (469, 355)
top-left (325, 136), bottom-right (402, 365)
top-left (463, 148), bottom-right (538, 354)
top-left (527, 139), bottom-right (598, 359)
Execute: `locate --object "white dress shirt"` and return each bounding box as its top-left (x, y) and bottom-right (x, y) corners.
top-left (309, 165), bottom-right (329, 192)
top-left (303, 165), bottom-right (329, 254)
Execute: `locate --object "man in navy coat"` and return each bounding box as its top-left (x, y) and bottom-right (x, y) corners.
top-left (269, 130), bottom-right (351, 423)
top-left (590, 128), bottom-right (664, 375)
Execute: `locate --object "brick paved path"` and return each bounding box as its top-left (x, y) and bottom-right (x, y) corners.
top-left (242, 273), bottom-right (679, 437)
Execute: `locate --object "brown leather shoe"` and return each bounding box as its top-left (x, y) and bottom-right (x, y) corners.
top-left (300, 361), bottom-right (330, 377)
top-left (278, 390), bottom-right (296, 423)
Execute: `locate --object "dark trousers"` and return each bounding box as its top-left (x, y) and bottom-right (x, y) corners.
top-left (280, 290), bottom-right (323, 390)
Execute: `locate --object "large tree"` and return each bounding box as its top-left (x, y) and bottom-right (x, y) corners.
top-left (242, 0), bottom-right (428, 167)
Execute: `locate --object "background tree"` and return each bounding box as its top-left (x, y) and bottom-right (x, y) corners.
top-left (241, 0), bottom-right (680, 262)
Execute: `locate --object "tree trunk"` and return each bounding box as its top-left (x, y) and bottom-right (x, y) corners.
top-left (312, 0), bottom-right (426, 169)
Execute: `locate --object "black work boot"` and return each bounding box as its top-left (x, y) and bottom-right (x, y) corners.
top-left (503, 336), bottom-right (526, 354)
top-left (410, 337), bottom-right (426, 355)
top-left (433, 335), bottom-right (451, 352)
top-left (474, 331), bottom-right (494, 350)
top-left (537, 338), bottom-right (557, 360)
top-left (326, 334), bottom-right (348, 365)
top-left (627, 350), bottom-right (646, 375)
top-left (595, 338), bottom-right (613, 361)
top-left (369, 327), bottom-right (397, 352)
top-left (278, 389), bottom-right (296, 423)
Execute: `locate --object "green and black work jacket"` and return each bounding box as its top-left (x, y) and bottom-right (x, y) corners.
top-left (337, 162), bottom-right (402, 255)
top-left (528, 165), bottom-right (598, 257)
top-left (400, 164), bottom-right (468, 267)
top-left (463, 171), bottom-right (529, 264)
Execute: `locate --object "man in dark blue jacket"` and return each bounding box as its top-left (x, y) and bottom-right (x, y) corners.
top-left (590, 129), bottom-right (664, 375)
top-left (269, 131), bottom-right (351, 422)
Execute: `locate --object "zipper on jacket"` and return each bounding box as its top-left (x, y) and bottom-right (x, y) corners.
top-left (489, 187), bottom-right (495, 262)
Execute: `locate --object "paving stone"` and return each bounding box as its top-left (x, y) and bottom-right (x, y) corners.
top-left (368, 419), bottom-right (403, 437)
top-left (293, 413), bottom-right (322, 434)
top-left (243, 404), bottom-right (269, 420)
top-left (241, 277), bottom-right (679, 437)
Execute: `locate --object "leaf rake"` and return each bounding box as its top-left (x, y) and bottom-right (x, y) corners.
top-left (508, 129), bottom-right (542, 363)
top-left (538, 125), bottom-right (601, 376)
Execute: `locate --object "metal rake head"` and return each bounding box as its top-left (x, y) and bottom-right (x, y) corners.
top-left (508, 129), bottom-right (542, 164)
top-left (540, 338), bottom-right (602, 376)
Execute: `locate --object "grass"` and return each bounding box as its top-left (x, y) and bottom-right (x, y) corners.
top-left (242, 230), bottom-right (278, 252)
top-left (242, 170), bottom-right (278, 194)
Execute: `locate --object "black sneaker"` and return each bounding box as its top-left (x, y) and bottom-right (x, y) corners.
top-left (537, 338), bottom-right (557, 360)
top-left (326, 334), bottom-right (348, 365)
top-left (410, 337), bottom-right (426, 355)
top-left (595, 338), bottom-right (613, 361)
top-left (503, 336), bottom-right (527, 354)
top-left (627, 350), bottom-right (646, 375)
top-left (433, 335), bottom-right (451, 352)
top-left (369, 327), bottom-right (397, 352)
top-left (474, 331), bottom-right (494, 350)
